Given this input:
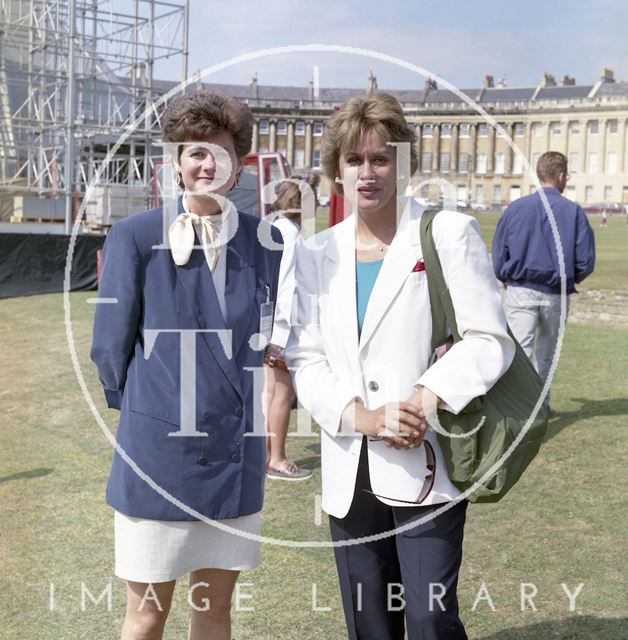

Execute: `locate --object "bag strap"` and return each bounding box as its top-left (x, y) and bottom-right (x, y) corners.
top-left (419, 210), bottom-right (462, 351)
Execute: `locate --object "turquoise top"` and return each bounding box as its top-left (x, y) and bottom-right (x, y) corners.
top-left (356, 259), bottom-right (384, 337)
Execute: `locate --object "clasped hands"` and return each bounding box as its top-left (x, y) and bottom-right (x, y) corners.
top-left (341, 387), bottom-right (441, 450)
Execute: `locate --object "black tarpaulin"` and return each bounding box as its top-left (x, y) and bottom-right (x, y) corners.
top-left (0, 233), bottom-right (105, 299)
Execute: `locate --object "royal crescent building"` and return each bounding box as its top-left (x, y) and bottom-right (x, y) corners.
top-left (196, 68), bottom-right (628, 208)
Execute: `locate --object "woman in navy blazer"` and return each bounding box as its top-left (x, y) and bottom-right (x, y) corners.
top-left (91, 90), bottom-right (281, 639)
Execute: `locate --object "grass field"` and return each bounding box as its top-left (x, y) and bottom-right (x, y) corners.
top-left (1, 210), bottom-right (627, 639)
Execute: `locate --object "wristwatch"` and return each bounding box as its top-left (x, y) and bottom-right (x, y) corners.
top-left (263, 344), bottom-right (288, 371)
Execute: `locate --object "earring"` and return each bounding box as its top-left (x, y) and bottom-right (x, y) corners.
top-left (234, 172), bottom-right (241, 188)
top-left (176, 172), bottom-right (184, 188)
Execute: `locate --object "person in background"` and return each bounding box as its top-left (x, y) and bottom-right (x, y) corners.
top-left (287, 92), bottom-right (515, 640)
top-left (492, 151), bottom-right (595, 399)
top-left (91, 90), bottom-right (281, 640)
top-left (264, 176), bottom-right (318, 480)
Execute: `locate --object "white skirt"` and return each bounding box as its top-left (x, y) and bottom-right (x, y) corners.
top-left (114, 510), bottom-right (262, 583)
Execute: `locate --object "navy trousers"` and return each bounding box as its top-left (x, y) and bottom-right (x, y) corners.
top-left (329, 440), bottom-right (468, 640)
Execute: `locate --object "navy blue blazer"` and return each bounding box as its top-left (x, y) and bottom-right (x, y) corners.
top-left (91, 204), bottom-right (282, 520)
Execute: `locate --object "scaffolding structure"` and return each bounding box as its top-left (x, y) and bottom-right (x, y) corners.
top-left (0, 0), bottom-right (188, 230)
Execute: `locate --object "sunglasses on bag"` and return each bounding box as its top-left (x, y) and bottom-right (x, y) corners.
top-left (364, 439), bottom-right (436, 505)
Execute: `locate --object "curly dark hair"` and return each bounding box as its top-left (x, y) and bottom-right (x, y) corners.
top-left (161, 90), bottom-right (254, 159)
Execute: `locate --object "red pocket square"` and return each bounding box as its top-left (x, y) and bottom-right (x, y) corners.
top-left (412, 260), bottom-right (426, 272)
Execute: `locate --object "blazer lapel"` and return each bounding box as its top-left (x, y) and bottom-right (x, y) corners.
top-left (224, 214), bottom-right (256, 360)
top-left (175, 218), bottom-right (244, 399)
top-left (359, 199), bottom-right (423, 352)
top-left (325, 215), bottom-right (360, 369)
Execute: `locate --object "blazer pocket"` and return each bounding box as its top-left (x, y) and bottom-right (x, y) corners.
top-left (129, 406), bottom-right (181, 428)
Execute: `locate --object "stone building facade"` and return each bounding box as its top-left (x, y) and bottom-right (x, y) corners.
top-left (201, 69), bottom-right (628, 207)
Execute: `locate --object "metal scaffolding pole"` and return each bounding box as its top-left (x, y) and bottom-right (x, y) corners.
top-left (64, 0), bottom-right (76, 233)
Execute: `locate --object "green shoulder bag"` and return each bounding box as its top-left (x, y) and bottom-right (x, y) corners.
top-left (420, 210), bottom-right (549, 503)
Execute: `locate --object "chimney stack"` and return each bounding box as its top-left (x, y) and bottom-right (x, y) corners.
top-left (561, 74), bottom-right (576, 86)
top-left (250, 72), bottom-right (259, 100)
top-left (367, 70), bottom-right (378, 95)
top-left (601, 68), bottom-right (615, 83)
top-left (484, 74), bottom-right (494, 88)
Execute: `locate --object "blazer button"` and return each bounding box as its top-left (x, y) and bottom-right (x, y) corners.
top-left (202, 411), bottom-right (210, 421)
top-left (231, 453), bottom-right (241, 463)
top-left (198, 456), bottom-right (207, 465)
top-left (368, 380), bottom-right (379, 392)
top-left (234, 407), bottom-right (243, 417)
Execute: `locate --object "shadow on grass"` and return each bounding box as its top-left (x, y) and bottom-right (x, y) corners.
top-left (478, 615), bottom-right (627, 640)
top-left (544, 397), bottom-right (628, 443)
top-left (0, 467), bottom-right (53, 485)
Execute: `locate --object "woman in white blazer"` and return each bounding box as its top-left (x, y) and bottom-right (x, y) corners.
top-left (264, 177), bottom-right (318, 480)
top-left (286, 93), bottom-right (515, 640)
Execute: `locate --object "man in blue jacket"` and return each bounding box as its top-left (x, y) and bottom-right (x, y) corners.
top-left (492, 151), bottom-right (595, 397)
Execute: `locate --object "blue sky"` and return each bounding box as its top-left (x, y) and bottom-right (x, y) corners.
top-left (159, 0), bottom-right (628, 90)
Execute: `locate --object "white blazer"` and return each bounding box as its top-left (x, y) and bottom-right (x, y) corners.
top-left (286, 198), bottom-right (515, 519)
top-left (270, 216), bottom-right (301, 349)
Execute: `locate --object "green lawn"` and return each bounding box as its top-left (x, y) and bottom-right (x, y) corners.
top-left (1, 214), bottom-right (627, 638)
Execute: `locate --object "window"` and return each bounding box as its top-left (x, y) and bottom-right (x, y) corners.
top-left (588, 120), bottom-right (599, 134)
top-left (476, 153), bottom-right (487, 174)
top-left (421, 152), bottom-right (432, 172)
top-left (257, 146), bottom-right (269, 153)
top-left (458, 152), bottom-right (469, 173)
top-left (474, 185), bottom-right (484, 203)
top-left (607, 152), bottom-right (617, 174)
top-left (509, 185), bottom-right (521, 201)
top-left (277, 147), bottom-right (286, 157)
top-left (312, 149), bottom-right (321, 168)
top-left (550, 121), bottom-right (561, 135)
top-left (514, 123), bottom-right (525, 137)
top-left (423, 124), bottom-right (433, 138)
top-left (608, 119), bottom-right (618, 134)
top-left (513, 154), bottom-right (523, 175)
top-left (295, 121), bottom-right (306, 136)
top-left (532, 152), bottom-right (540, 168)
top-left (532, 122), bottom-right (544, 138)
top-left (277, 120), bottom-right (287, 135)
top-left (420, 184), bottom-right (430, 199)
top-left (604, 186), bottom-right (613, 201)
top-left (585, 186), bottom-right (593, 203)
top-left (459, 123), bottom-right (470, 138)
top-left (313, 121), bottom-right (324, 136)
top-left (496, 123), bottom-right (508, 139)
top-left (440, 152), bottom-right (450, 172)
top-left (565, 185), bottom-right (576, 199)
top-left (492, 184), bottom-right (502, 204)
top-left (456, 185), bottom-right (468, 202)
top-left (569, 152), bottom-right (579, 173)
top-left (588, 153), bottom-right (598, 174)
top-left (495, 153), bottom-right (505, 174)
top-left (569, 121), bottom-right (580, 134)
top-left (293, 148), bottom-right (305, 168)
top-left (441, 123), bottom-right (452, 138)
top-left (258, 119), bottom-right (269, 134)
top-left (478, 123), bottom-right (488, 137)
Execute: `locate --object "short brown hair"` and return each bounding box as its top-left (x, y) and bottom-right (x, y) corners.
top-left (321, 92), bottom-right (418, 195)
top-left (161, 90), bottom-right (254, 159)
top-left (536, 151), bottom-right (568, 183)
top-left (272, 174), bottom-right (320, 222)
